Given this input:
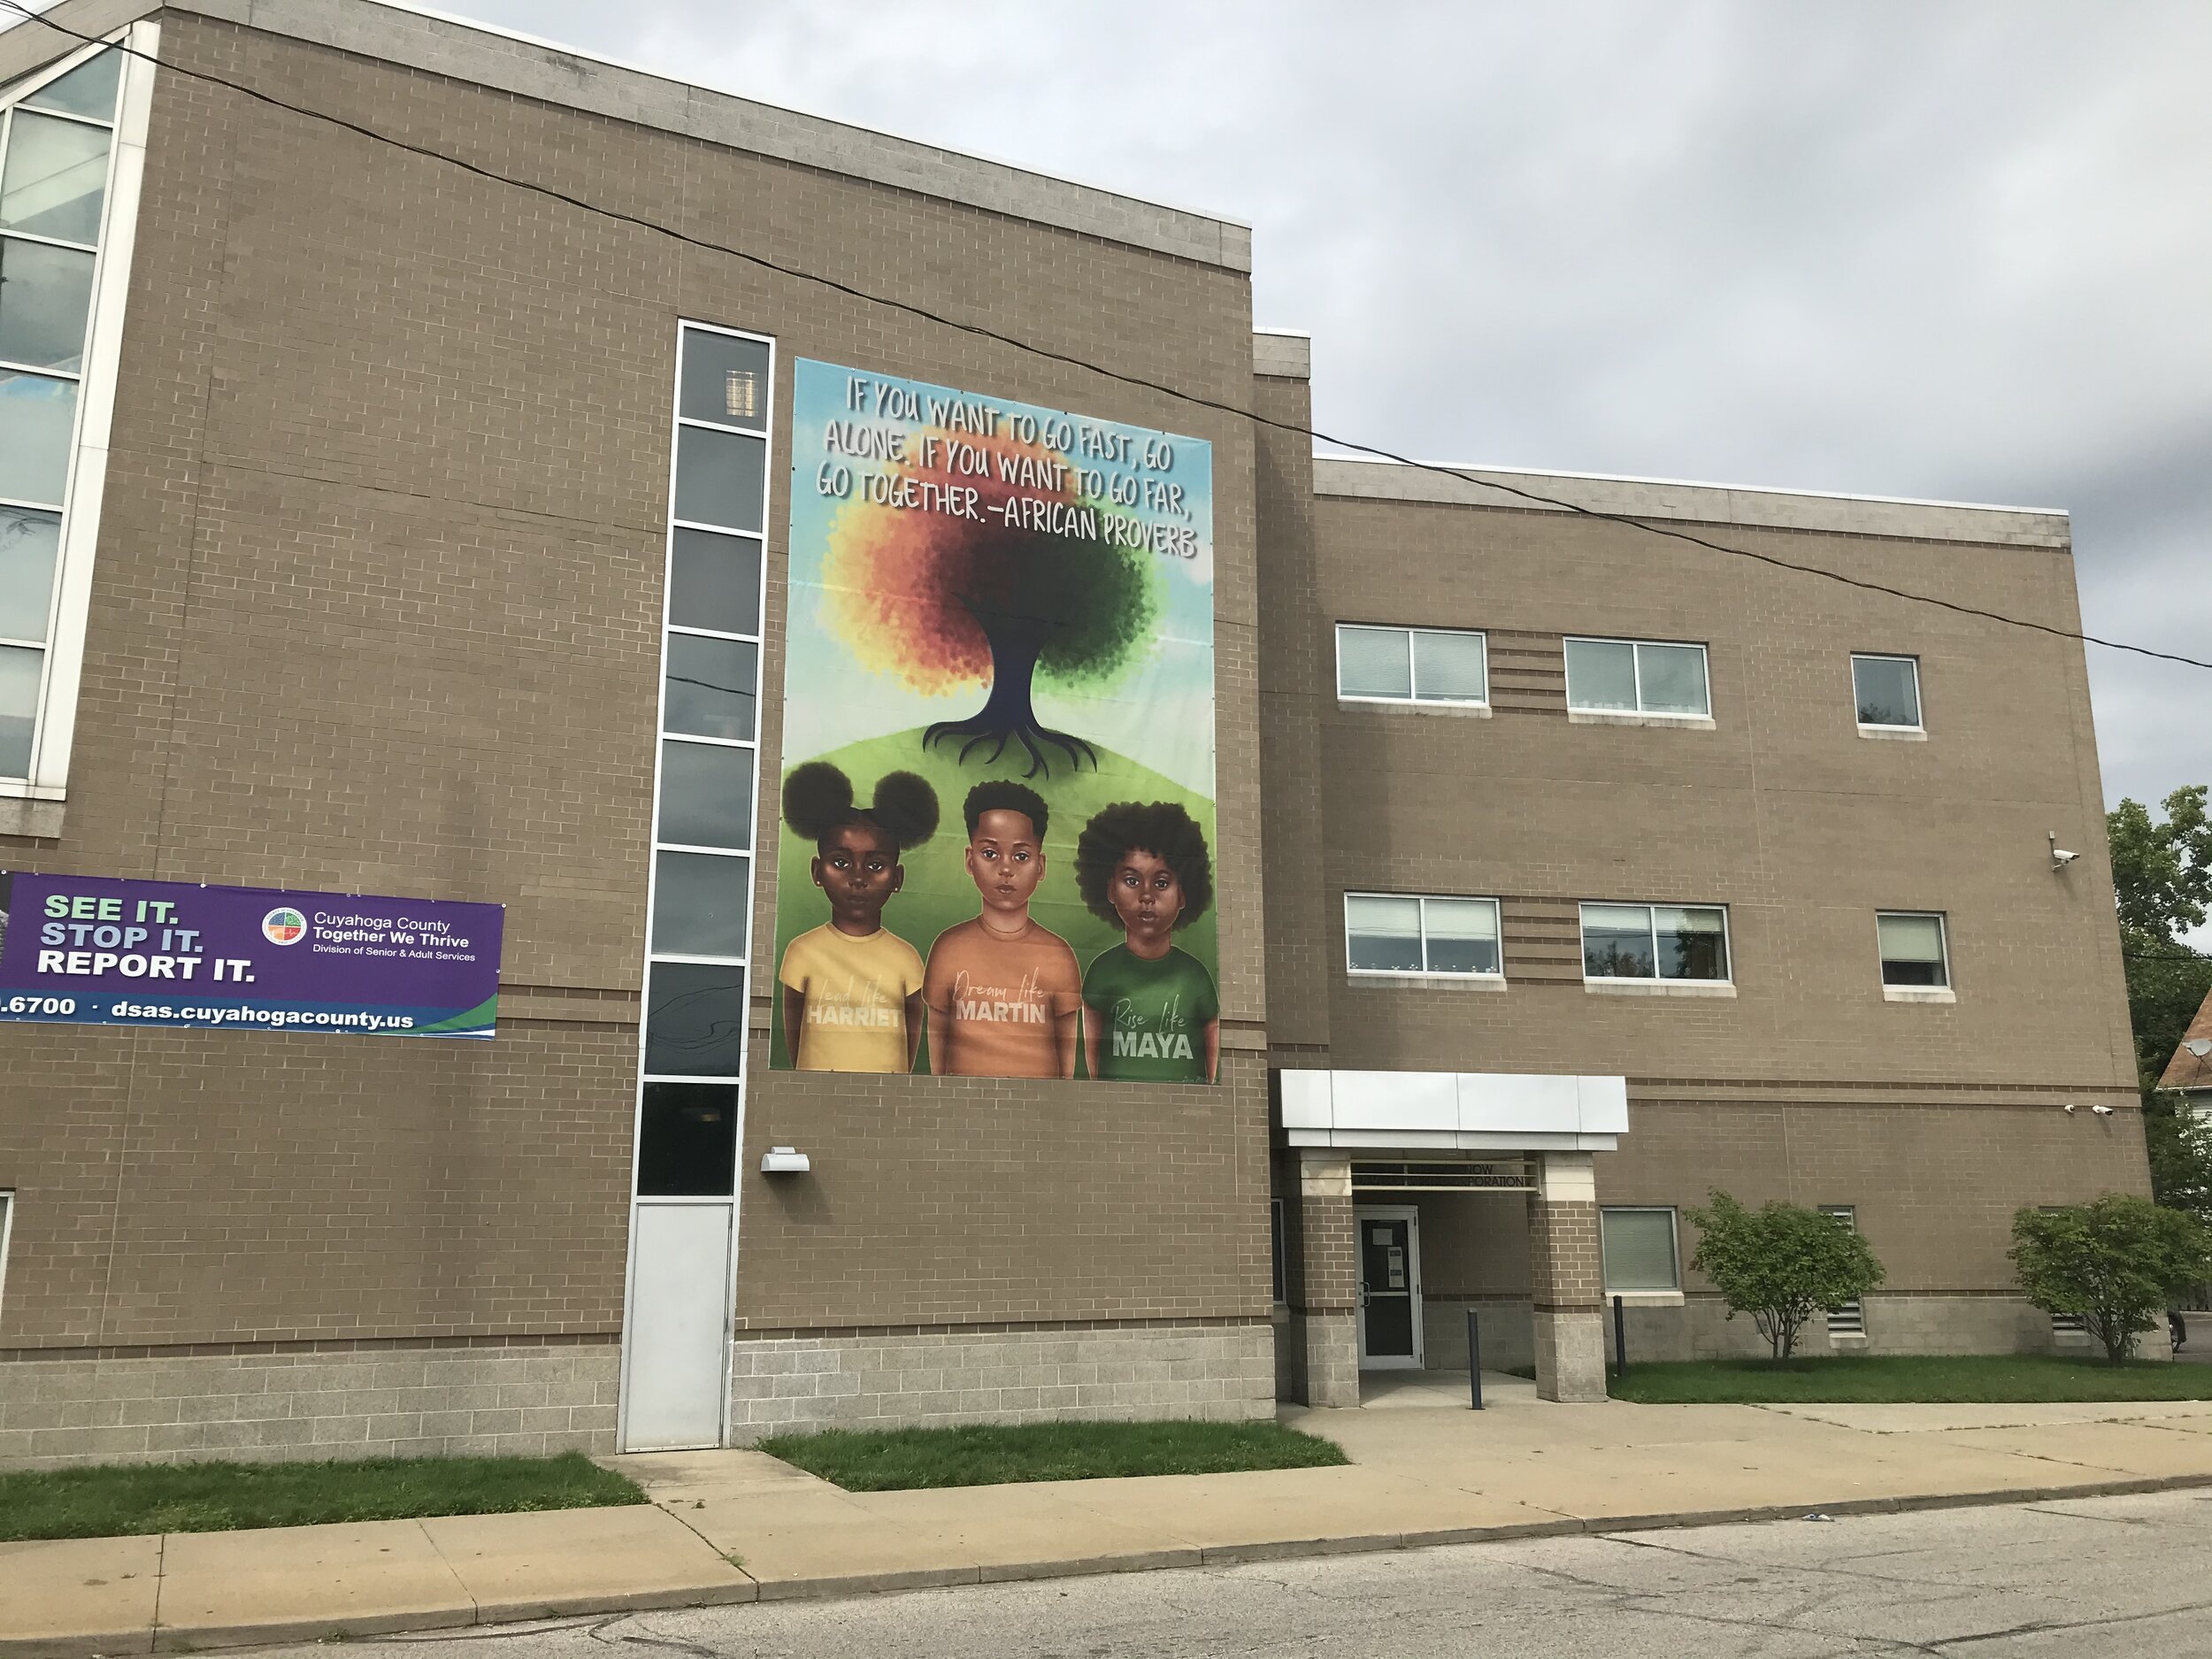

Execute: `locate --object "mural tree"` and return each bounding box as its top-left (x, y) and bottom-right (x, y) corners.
top-left (824, 427), bottom-right (1158, 779)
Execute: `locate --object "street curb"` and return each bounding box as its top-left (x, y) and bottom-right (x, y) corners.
top-left (8, 1472), bottom-right (2212, 1654)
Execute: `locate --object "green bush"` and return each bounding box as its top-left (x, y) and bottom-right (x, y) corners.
top-left (1686, 1190), bottom-right (1886, 1360)
top-left (2009, 1194), bottom-right (2212, 1364)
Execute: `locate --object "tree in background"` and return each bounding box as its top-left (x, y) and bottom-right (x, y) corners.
top-left (1686, 1192), bottom-right (1886, 1361)
top-left (2010, 1195), bottom-right (2212, 1364)
top-left (2106, 786), bottom-right (2212, 1221)
top-left (824, 429), bottom-right (1159, 780)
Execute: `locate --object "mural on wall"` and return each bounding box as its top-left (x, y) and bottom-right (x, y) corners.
top-left (772, 359), bottom-right (1217, 1082)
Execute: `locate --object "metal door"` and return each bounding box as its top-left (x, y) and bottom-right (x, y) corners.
top-left (1356, 1206), bottom-right (1423, 1369)
top-left (618, 1202), bottom-right (733, 1450)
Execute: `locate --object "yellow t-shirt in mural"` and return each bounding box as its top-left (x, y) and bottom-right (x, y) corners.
top-left (777, 924), bottom-right (926, 1072)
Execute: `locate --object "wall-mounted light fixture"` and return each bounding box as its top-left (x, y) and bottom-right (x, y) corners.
top-left (760, 1146), bottom-right (810, 1174)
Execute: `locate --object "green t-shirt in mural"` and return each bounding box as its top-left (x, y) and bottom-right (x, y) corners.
top-left (1082, 944), bottom-right (1219, 1082)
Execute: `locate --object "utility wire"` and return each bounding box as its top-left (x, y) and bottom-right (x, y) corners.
top-left (6, 0), bottom-right (2211, 674)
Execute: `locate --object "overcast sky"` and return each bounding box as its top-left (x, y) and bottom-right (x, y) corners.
top-left (433, 0), bottom-right (2208, 823)
top-left (17, 2), bottom-right (2209, 815)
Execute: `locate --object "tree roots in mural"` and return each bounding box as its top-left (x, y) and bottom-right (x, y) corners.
top-left (922, 625), bottom-right (1099, 780)
top-left (923, 709), bottom-right (1096, 780)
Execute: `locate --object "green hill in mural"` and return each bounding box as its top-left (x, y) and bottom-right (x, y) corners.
top-left (768, 726), bottom-right (1217, 1074)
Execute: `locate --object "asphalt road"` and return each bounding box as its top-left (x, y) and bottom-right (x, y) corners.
top-left (266, 1490), bottom-right (2212, 1659)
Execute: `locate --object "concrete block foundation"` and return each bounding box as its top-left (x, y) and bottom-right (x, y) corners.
top-left (724, 1321), bottom-right (1278, 1441)
top-left (0, 1342), bottom-right (620, 1471)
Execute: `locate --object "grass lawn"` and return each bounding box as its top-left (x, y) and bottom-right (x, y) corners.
top-left (1610, 1354), bottom-right (2212, 1405)
top-left (0, 1451), bottom-right (645, 1543)
top-left (757, 1418), bottom-right (1348, 1491)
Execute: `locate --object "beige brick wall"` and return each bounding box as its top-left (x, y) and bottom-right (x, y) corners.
top-left (1260, 481), bottom-right (2144, 1320)
top-left (0, 8), bottom-right (1269, 1395)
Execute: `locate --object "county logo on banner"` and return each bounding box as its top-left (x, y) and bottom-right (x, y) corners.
top-left (0, 872), bottom-right (503, 1038)
top-left (773, 359), bottom-right (1218, 1084)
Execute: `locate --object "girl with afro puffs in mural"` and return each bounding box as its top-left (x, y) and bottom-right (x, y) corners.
top-left (1075, 802), bottom-right (1219, 1084)
top-left (776, 763), bottom-right (940, 1072)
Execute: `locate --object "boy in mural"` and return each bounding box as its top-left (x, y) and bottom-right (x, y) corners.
top-left (1075, 802), bottom-right (1220, 1084)
top-left (777, 763), bottom-right (941, 1072)
top-left (922, 782), bottom-right (1081, 1079)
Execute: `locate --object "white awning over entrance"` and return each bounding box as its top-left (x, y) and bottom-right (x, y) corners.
top-left (1279, 1070), bottom-right (1627, 1152)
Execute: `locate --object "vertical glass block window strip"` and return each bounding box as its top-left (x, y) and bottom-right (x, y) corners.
top-left (0, 45), bottom-right (121, 781)
top-left (637, 325), bottom-right (773, 1199)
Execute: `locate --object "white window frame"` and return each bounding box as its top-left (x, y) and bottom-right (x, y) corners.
top-left (1333, 623), bottom-right (1489, 709)
top-left (1343, 891), bottom-right (1504, 980)
top-left (0, 1188), bottom-right (12, 1320)
top-left (618, 320), bottom-right (774, 1455)
top-left (1579, 901), bottom-right (1732, 987)
top-left (1563, 635), bottom-right (1711, 721)
top-left (1877, 910), bottom-right (1954, 1003)
top-left (1600, 1205), bottom-right (1682, 1298)
top-left (0, 25), bottom-right (157, 806)
top-left (1850, 652), bottom-right (1924, 734)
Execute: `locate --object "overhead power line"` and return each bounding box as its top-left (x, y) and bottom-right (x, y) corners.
top-left (6, 0), bottom-right (2209, 674)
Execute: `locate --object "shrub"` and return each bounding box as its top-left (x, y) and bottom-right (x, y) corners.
top-left (1686, 1191), bottom-right (1886, 1360)
top-left (2009, 1194), bottom-right (2212, 1364)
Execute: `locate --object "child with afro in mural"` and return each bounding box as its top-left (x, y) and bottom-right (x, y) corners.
top-left (922, 781), bottom-right (1082, 1079)
top-left (776, 763), bottom-right (940, 1072)
top-left (1075, 802), bottom-right (1219, 1084)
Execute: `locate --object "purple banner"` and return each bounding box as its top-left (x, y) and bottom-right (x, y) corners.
top-left (0, 872), bottom-right (503, 1039)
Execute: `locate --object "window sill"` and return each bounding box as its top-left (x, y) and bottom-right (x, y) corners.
top-left (1883, 985), bottom-right (1955, 1004)
top-left (1348, 972), bottom-right (1508, 991)
top-left (1337, 696), bottom-right (1493, 719)
top-left (0, 794), bottom-right (65, 838)
top-left (1584, 979), bottom-right (1736, 998)
top-left (1604, 1290), bottom-right (1685, 1307)
top-left (1568, 710), bottom-right (1715, 730)
top-left (1857, 725), bottom-right (1927, 742)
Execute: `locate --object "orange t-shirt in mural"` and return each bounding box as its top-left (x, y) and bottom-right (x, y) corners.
top-left (922, 918), bottom-right (1081, 1078)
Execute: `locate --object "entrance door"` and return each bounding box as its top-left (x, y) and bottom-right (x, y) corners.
top-left (1356, 1205), bottom-right (1424, 1369)
top-left (618, 1201), bottom-right (733, 1450)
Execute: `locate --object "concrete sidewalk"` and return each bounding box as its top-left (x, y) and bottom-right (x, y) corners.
top-left (10, 1378), bottom-right (2212, 1655)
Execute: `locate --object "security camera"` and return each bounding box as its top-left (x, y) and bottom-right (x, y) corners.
top-left (2062, 1103), bottom-right (2077, 1114)
top-left (2051, 849), bottom-right (2079, 867)
top-left (2090, 1104), bottom-right (2115, 1117)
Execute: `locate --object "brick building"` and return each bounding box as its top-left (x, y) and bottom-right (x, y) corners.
top-left (0, 0), bottom-right (2147, 1466)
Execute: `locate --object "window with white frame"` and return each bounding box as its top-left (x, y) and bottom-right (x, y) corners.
top-left (1345, 893), bottom-right (1502, 977)
top-left (1581, 902), bottom-right (1730, 982)
top-left (1820, 1205), bottom-right (1864, 1334)
top-left (1601, 1207), bottom-right (1679, 1293)
top-left (1852, 654), bottom-right (1922, 730)
top-left (1563, 637), bottom-right (1709, 718)
top-left (1878, 911), bottom-right (1948, 987)
top-left (1335, 624), bottom-right (1488, 705)
top-left (0, 39), bottom-right (139, 790)
top-left (634, 324), bottom-right (772, 1201)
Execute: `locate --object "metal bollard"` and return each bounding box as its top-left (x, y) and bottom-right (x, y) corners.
top-left (1613, 1294), bottom-right (1627, 1376)
top-left (1467, 1309), bottom-right (1484, 1409)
